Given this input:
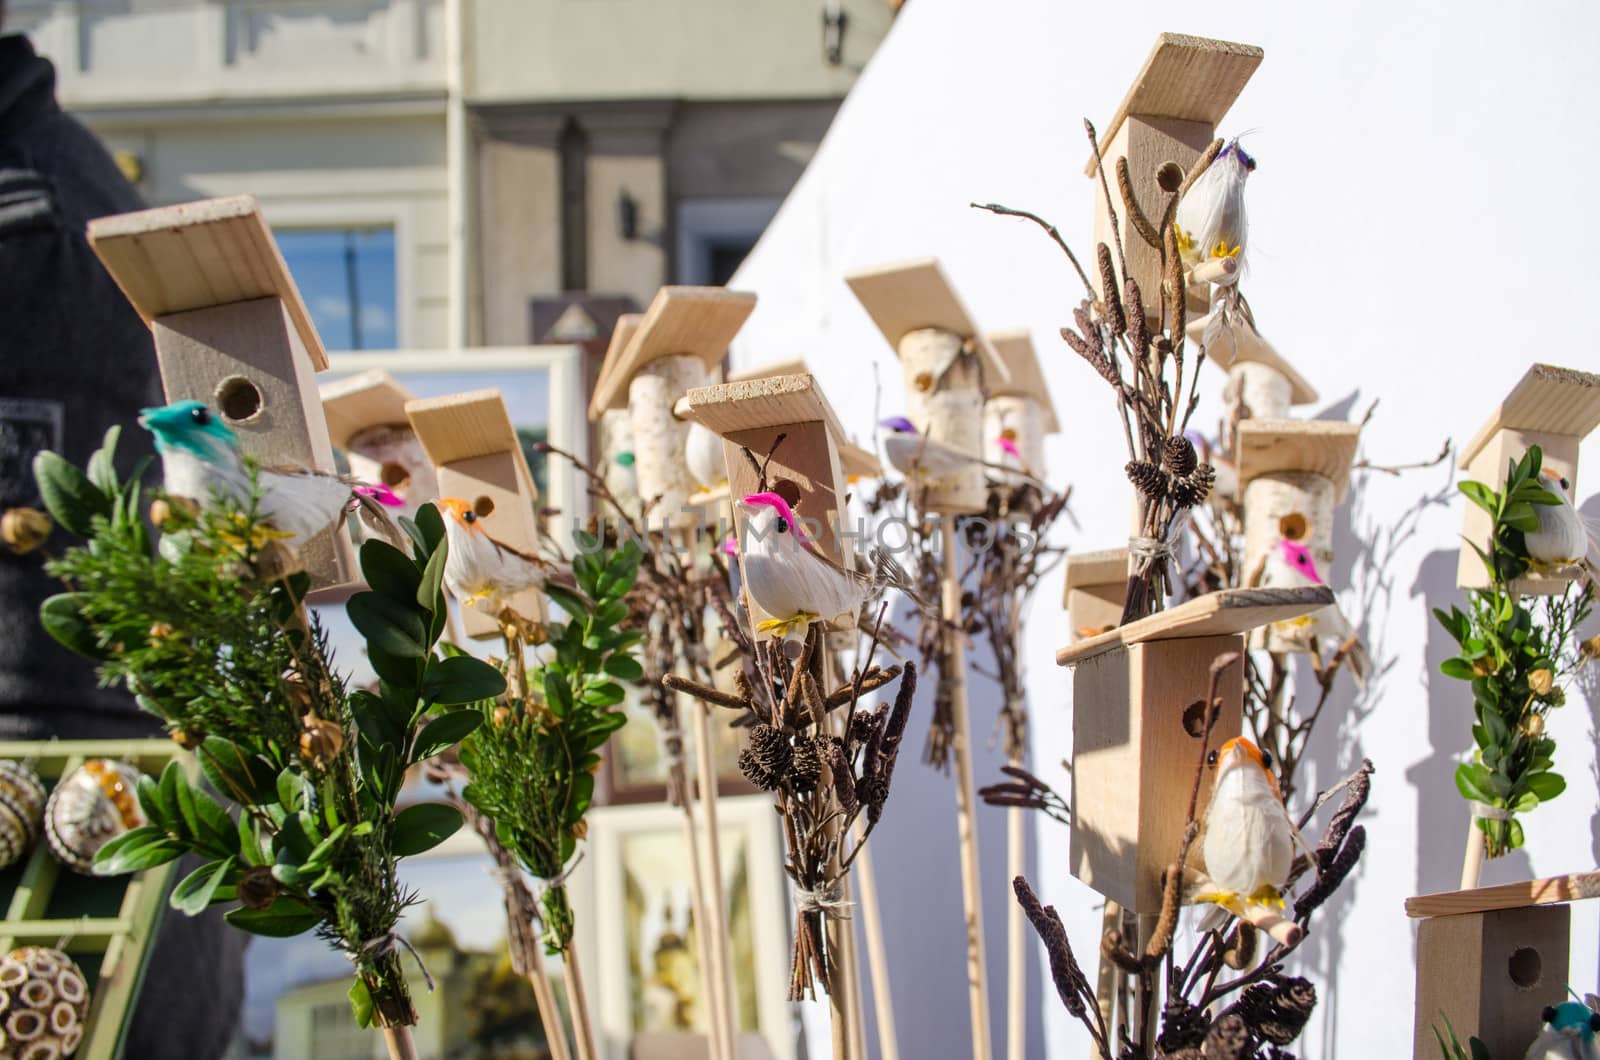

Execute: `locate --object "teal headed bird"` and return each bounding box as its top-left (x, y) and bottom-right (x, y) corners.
top-left (1525, 999), bottom-right (1600, 1060)
top-left (139, 400), bottom-right (396, 546)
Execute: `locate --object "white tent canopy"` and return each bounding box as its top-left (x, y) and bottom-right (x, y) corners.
top-left (731, 1), bottom-right (1600, 1055)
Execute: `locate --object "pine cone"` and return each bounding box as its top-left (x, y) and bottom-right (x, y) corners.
top-left (1157, 1000), bottom-right (1210, 1051)
top-left (1126, 460), bottom-right (1167, 500)
top-left (739, 725), bottom-right (792, 791)
top-left (1189, 463), bottom-right (1217, 498)
top-left (1163, 435), bottom-right (1199, 476)
top-left (856, 775), bottom-right (888, 812)
top-left (788, 734), bottom-right (826, 792)
top-left (850, 708), bottom-right (882, 747)
top-left (1202, 1013), bottom-right (1252, 1060)
top-left (1234, 977), bottom-right (1316, 1046)
top-left (1170, 476), bottom-right (1203, 509)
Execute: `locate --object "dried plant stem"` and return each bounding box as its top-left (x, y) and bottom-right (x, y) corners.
top-left (1093, 902), bottom-right (1123, 1034)
top-left (561, 944), bottom-right (598, 1060)
top-left (969, 202), bottom-right (1095, 296)
top-left (381, 1026), bottom-right (419, 1060)
top-left (851, 817), bottom-right (900, 1060)
top-left (942, 517), bottom-right (994, 1060)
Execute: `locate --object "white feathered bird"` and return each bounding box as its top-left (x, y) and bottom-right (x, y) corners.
top-left (1194, 737), bottom-right (1311, 933)
top-left (1526, 468), bottom-right (1598, 577)
top-left (1257, 537), bottom-right (1369, 683)
top-left (880, 416), bottom-right (982, 480)
top-left (737, 491), bottom-right (872, 656)
top-left (141, 399), bottom-right (395, 546)
top-left (437, 497), bottom-right (551, 616)
top-left (1174, 138), bottom-right (1255, 277)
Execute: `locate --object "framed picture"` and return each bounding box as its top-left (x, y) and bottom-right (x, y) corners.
top-left (602, 682), bottom-right (755, 804)
top-left (572, 796), bottom-right (792, 1060)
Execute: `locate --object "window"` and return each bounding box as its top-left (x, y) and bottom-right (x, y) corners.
top-left (276, 226), bottom-right (398, 351)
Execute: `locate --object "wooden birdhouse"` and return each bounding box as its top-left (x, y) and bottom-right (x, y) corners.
top-left (984, 328), bottom-right (1059, 493)
top-left (1456, 363), bottom-right (1600, 593)
top-left (1407, 872), bottom-right (1600, 1060)
top-left (320, 369), bottom-right (439, 517)
top-left (1086, 34), bottom-right (1262, 314)
top-left (87, 194), bottom-right (354, 588)
top-left (1236, 420), bottom-right (1361, 653)
top-left (844, 257), bottom-right (1009, 514)
top-left (680, 373), bottom-right (856, 641)
top-left (406, 389), bottom-right (546, 639)
top-left (1061, 548), bottom-right (1129, 642)
top-left (1185, 315), bottom-right (1319, 456)
top-left (1054, 586), bottom-right (1331, 912)
top-left (589, 314), bottom-right (645, 518)
top-left (587, 288), bottom-right (756, 529)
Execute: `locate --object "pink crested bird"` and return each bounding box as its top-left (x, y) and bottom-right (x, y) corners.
top-left (1261, 537), bottom-right (1368, 682)
top-left (736, 492), bottom-right (869, 656)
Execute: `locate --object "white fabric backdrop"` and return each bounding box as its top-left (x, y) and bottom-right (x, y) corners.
top-left (729, 1), bottom-right (1600, 1056)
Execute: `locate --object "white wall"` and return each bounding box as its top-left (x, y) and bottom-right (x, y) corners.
top-left (730, 1), bottom-right (1600, 1056)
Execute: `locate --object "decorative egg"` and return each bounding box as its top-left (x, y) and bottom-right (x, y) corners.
top-left (0, 762), bottom-right (46, 872)
top-left (685, 421), bottom-right (727, 491)
top-left (44, 760), bottom-right (145, 875)
top-left (0, 946), bottom-right (89, 1058)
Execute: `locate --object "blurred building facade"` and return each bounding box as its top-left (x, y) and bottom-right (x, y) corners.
top-left (14, 0), bottom-right (893, 353)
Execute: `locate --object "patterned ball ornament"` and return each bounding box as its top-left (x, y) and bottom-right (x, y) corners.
top-left (44, 760), bottom-right (145, 875)
top-left (0, 762), bottom-right (47, 871)
top-left (0, 946), bottom-right (90, 1058)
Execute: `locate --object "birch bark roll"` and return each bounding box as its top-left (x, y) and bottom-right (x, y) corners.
top-left (1223, 361), bottom-right (1292, 452)
top-left (345, 424), bottom-right (440, 515)
top-left (983, 395), bottom-right (1045, 485)
top-left (899, 328), bottom-right (985, 514)
top-left (599, 407), bottom-right (641, 519)
top-left (628, 354), bottom-right (706, 528)
top-left (1242, 470), bottom-right (1335, 652)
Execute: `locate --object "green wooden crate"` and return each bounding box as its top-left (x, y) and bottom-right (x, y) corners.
top-left (0, 739), bottom-right (191, 1060)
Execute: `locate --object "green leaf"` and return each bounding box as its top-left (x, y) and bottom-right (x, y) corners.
top-left (368, 647), bottom-right (422, 692)
top-left (1502, 501), bottom-right (1539, 532)
top-left (32, 450), bottom-right (109, 537)
top-left (1457, 480), bottom-right (1498, 516)
top-left (171, 856), bottom-right (236, 915)
top-left (86, 427), bottom-right (121, 495)
top-left (347, 591), bottom-right (428, 658)
top-left (360, 539), bottom-right (423, 602)
top-left (1439, 657), bottom-right (1476, 681)
top-left (38, 594), bottom-right (107, 661)
top-left (225, 897), bottom-right (322, 938)
top-left (198, 738), bottom-right (278, 806)
top-left (545, 584), bottom-right (590, 622)
top-left (391, 802), bottom-right (463, 856)
top-left (177, 780), bottom-right (240, 856)
top-left (414, 503), bottom-right (446, 554)
top-left (580, 681), bottom-right (625, 708)
top-left (594, 599), bottom-right (629, 628)
top-left (412, 710), bottom-right (484, 763)
top-left (418, 537), bottom-right (448, 614)
top-left (603, 654), bottom-right (644, 682)
top-left (565, 773), bottom-right (595, 826)
top-left (544, 671), bottom-right (573, 718)
top-left (349, 978), bottom-right (375, 1029)
top-left (276, 769), bottom-right (307, 814)
top-left (1470, 1037), bottom-right (1492, 1060)
top-left (349, 691), bottom-right (402, 751)
top-left (1524, 772), bottom-right (1566, 801)
top-left (93, 826), bottom-right (186, 876)
top-left (421, 655), bottom-right (507, 706)
top-left (1454, 763), bottom-right (1494, 804)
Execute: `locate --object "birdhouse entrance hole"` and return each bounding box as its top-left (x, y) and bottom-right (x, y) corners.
top-left (473, 495), bottom-right (495, 519)
top-left (215, 375), bottom-right (264, 424)
top-left (772, 478), bottom-right (802, 509)
top-left (1508, 946), bottom-right (1542, 989)
top-left (380, 462), bottom-right (410, 489)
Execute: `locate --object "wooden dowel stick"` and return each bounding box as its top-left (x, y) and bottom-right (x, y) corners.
top-left (1134, 913), bottom-right (1157, 1044)
top-left (562, 943), bottom-right (598, 1060)
top-left (1093, 902), bottom-right (1122, 1035)
top-left (1005, 774), bottom-right (1026, 1060)
top-left (942, 517), bottom-right (993, 1060)
top-left (1460, 816), bottom-right (1485, 891)
top-left (691, 699), bottom-right (739, 1059)
top-left (382, 1025), bottom-right (420, 1060)
top-left (525, 947), bottom-right (574, 1060)
top-left (851, 821), bottom-right (900, 1060)
top-left (676, 763), bottom-right (732, 1060)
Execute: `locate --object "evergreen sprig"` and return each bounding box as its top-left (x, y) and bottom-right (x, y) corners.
top-left (1433, 446), bottom-right (1594, 856)
top-left (32, 430), bottom-right (505, 1030)
top-left (458, 529), bottom-right (643, 954)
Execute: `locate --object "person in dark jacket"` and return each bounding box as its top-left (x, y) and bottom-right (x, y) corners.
top-left (0, 23), bottom-right (246, 1058)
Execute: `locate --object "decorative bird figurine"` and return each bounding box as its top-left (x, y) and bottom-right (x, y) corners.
top-left (1174, 138), bottom-right (1255, 275)
top-left (1525, 998), bottom-right (1600, 1060)
top-left (737, 491), bottom-right (871, 657)
top-left (879, 416), bottom-right (984, 480)
top-left (1194, 737), bottom-right (1310, 931)
top-left (1526, 469), bottom-right (1598, 576)
top-left (1258, 537), bottom-right (1368, 683)
top-left (685, 421), bottom-right (727, 492)
top-left (140, 400), bottom-right (394, 547)
top-left (437, 497), bottom-right (552, 617)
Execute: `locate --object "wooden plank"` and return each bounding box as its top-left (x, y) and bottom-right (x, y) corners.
top-left (587, 312), bottom-right (645, 421)
top-left (319, 369), bottom-right (415, 450)
top-left (405, 388), bottom-right (537, 500)
top-left (87, 194), bottom-right (328, 370)
top-left (1235, 419), bottom-right (1362, 502)
top-left (1062, 547), bottom-right (1129, 592)
top-left (840, 440), bottom-right (882, 482)
top-left (1186, 313), bottom-right (1317, 405)
top-left (1056, 586), bottom-right (1332, 665)
top-left (1405, 872), bottom-right (1600, 919)
top-left (682, 373), bottom-right (848, 446)
top-left (844, 258), bottom-right (1008, 383)
top-left (1082, 33), bottom-right (1263, 176)
top-left (986, 328), bottom-right (1059, 433)
top-left (1457, 363), bottom-right (1600, 469)
top-left (588, 288), bottom-right (755, 415)
top-left (728, 358), bottom-right (809, 383)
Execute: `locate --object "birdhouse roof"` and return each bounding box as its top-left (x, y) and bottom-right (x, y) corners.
top-left (986, 328), bottom-right (1060, 432)
top-left (839, 440), bottom-right (883, 482)
top-left (1405, 872), bottom-right (1600, 919)
top-left (729, 358), bottom-right (810, 382)
top-left (1457, 363), bottom-right (1600, 470)
top-left (1056, 586), bottom-right (1332, 666)
top-left (843, 258), bottom-right (1009, 383)
top-left (1082, 33), bottom-right (1263, 176)
top-left (405, 389), bottom-right (538, 502)
top-left (87, 194), bottom-right (329, 370)
top-left (586, 287), bottom-right (757, 416)
top-left (1186, 314), bottom-right (1318, 405)
top-left (320, 369), bottom-right (415, 450)
top-left (1062, 548), bottom-right (1129, 592)
top-left (1235, 419), bottom-right (1362, 503)
top-left (680, 372), bottom-right (850, 449)
top-left (587, 313), bottom-right (645, 422)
